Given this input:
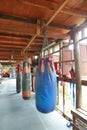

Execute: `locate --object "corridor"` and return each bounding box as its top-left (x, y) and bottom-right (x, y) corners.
top-left (0, 78), bottom-right (72, 130)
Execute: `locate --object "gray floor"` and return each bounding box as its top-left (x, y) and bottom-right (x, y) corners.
top-left (0, 78), bottom-right (72, 130)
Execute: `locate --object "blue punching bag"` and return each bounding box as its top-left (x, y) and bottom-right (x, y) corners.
top-left (35, 57), bottom-right (57, 113)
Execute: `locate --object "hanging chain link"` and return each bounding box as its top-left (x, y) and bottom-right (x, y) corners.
top-left (41, 24), bottom-right (50, 57)
top-left (42, 27), bottom-right (49, 49)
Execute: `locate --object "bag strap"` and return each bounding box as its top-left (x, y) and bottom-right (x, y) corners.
top-left (45, 58), bottom-right (49, 72)
top-left (37, 58), bottom-right (41, 72)
top-left (50, 59), bottom-right (55, 72)
top-left (48, 56), bottom-right (55, 72)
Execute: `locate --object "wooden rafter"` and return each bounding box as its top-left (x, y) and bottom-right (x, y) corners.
top-left (0, 41), bottom-right (27, 45)
top-left (0, 13), bottom-right (71, 30)
top-left (0, 32), bottom-right (33, 40)
top-left (0, 31), bottom-right (31, 39)
top-left (0, 48), bottom-right (21, 51)
top-left (0, 13), bottom-right (36, 24)
top-left (1, 0), bottom-right (87, 61)
top-left (18, 0), bottom-right (56, 11)
top-left (28, 48), bottom-right (41, 51)
top-left (46, 0), bottom-right (70, 26)
top-left (23, 0), bottom-right (70, 52)
top-left (61, 8), bottom-right (87, 18)
top-left (0, 45), bottom-right (23, 49)
top-left (23, 34), bottom-right (37, 52)
top-left (23, 19), bottom-right (41, 52)
top-left (0, 35), bottom-right (28, 41)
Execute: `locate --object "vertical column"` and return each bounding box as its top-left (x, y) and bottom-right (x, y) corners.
top-left (73, 33), bottom-right (82, 108)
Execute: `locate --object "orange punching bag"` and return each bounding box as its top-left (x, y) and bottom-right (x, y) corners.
top-left (22, 61), bottom-right (31, 100)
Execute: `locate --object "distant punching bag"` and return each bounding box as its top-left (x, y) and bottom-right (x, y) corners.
top-left (35, 57), bottom-right (57, 113)
top-left (22, 61), bottom-right (31, 100)
top-left (16, 64), bottom-right (22, 93)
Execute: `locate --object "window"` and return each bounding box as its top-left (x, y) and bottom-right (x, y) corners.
top-left (69, 44), bottom-right (74, 50)
top-left (78, 31), bottom-right (82, 40)
top-left (84, 27), bottom-right (87, 37)
top-left (54, 45), bottom-right (59, 52)
top-left (49, 48), bottom-right (52, 54)
top-left (45, 50), bottom-right (48, 56)
top-left (81, 85), bottom-right (87, 111)
top-left (76, 31), bottom-right (82, 42)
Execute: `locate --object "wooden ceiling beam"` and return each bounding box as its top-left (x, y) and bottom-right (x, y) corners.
top-left (0, 35), bottom-right (43, 43)
top-left (0, 47), bottom-right (21, 51)
top-left (0, 31), bottom-right (32, 39)
top-left (0, 53), bottom-right (19, 58)
top-left (0, 62), bottom-right (16, 65)
top-left (50, 23), bottom-right (72, 30)
top-left (46, 0), bottom-right (70, 26)
top-left (1, 45), bottom-right (26, 50)
top-left (0, 28), bottom-right (58, 39)
top-left (0, 27), bottom-right (34, 38)
top-left (0, 55), bottom-right (24, 60)
top-left (23, 19), bottom-right (41, 52)
top-left (0, 53), bottom-right (10, 56)
top-left (0, 33), bottom-right (52, 42)
top-left (0, 26), bottom-right (35, 36)
top-left (0, 52), bottom-right (39, 61)
top-left (0, 13), bottom-right (71, 30)
top-left (0, 13), bottom-right (36, 24)
top-left (23, 34), bottom-right (37, 52)
top-left (28, 48), bottom-right (41, 51)
top-left (0, 41), bottom-right (27, 45)
top-left (20, 0), bottom-right (56, 11)
top-left (0, 54), bottom-right (21, 58)
top-left (0, 57), bottom-right (10, 60)
top-left (0, 49), bottom-right (21, 53)
top-left (31, 42), bottom-right (42, 46)
top-left (23, 0), bottom-right (70, 52)
top-left (0, 57), bottom-right (23, 61)
top-left (0, 47), bottom-right (23, 50)
top-left (0, 1), bottom-right (71, 58)
top-left (0, 46), bottom-right (23, 50)
top-left (0, 35), bottom-right (28, 42)
top-left (61, 8), bottom-right (87, 18)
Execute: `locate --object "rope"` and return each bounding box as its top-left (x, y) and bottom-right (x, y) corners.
top-left (41, 26), bottom-right (49, 57)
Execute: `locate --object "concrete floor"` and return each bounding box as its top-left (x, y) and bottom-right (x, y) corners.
top-left (0, 78), bottom-right (72, 130)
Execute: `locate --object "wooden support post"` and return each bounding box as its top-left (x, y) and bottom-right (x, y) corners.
top-left (73, 33), bottom-right (82, 108)
top-left (61, 41), bottom-right (63, 74)
top-left (21, 50), bottom-right (25, 56)
top-left (63, 83), bottom-right (65, 114)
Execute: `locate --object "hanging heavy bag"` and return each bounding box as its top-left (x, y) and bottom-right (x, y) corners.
top-left (22, 61), bottom-right (31, 100)
top-left (35, 57), bottom-right (57, 113)
top-left (16, 64), bottom-right (22, 93)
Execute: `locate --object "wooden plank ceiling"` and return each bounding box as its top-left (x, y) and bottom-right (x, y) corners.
top-left (0, 0), bottom-right (87, 64)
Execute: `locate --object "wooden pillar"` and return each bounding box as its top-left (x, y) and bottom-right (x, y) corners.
top-left (73, 33), bottom-right (82, 108)
top-left (59, 42), bottom-right (61, 70)
top-left (62, 42), bottom-right (66, 113)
